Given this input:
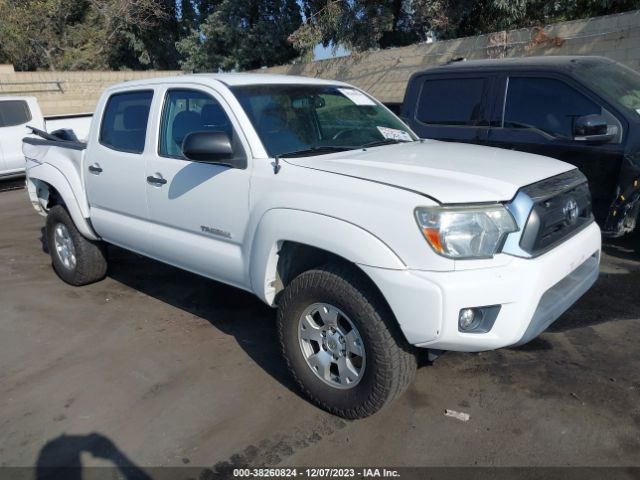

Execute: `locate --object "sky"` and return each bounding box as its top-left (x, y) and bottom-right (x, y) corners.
top-left (314, 44), bottom-right (351, 61)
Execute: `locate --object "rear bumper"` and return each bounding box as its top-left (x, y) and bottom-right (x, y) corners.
top-left (360, 221), bottom-right (601, 351)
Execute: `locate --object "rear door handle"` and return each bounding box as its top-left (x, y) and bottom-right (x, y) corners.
top-left (146, 175), bottom-right (167, 186)
top-left (88, 164), bottom-right (103, 175)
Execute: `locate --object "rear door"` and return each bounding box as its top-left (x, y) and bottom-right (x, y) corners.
top-left (402, 73), bottom-right (493, 144)
top-left (487, 74), bottom-right (626, 218)
top-left (84, 89), bottom-right (154, 251)
top-left (0, 99), bottom-right (33, 175)
top-left (144, 85), bottom-right (252, 288)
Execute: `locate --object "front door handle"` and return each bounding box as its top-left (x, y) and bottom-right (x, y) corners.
top-left (88, 164), bottom-right (103, 175)
top-left (146, 175), bottom-right (167, 186)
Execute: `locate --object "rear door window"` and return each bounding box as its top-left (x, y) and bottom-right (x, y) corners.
top-left (0, 100), bottom-right (32, 127)
top-left (503, 77), bottom-right (601, 139)
top-left (99, 90), bottom-right (153, 154)
top-left (416, 78), bottom-right (486, 126)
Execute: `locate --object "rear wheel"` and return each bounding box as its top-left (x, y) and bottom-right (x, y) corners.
top-left (46, 205), bottom-right (107, 286)
top-left (278, 264), bottom-right (417, 418)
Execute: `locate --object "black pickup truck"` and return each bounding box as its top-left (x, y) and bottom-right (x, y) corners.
top-left (400, 56), bottom-right (640, 239)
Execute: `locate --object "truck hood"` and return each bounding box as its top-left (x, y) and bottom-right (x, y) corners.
top-left (284, 140), bottom-right (575, 204)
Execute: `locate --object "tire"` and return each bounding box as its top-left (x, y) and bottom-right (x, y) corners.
top-left (277, 264), bottom-right (417, 418)
top-left (46, 205), bottom-right (108, 286)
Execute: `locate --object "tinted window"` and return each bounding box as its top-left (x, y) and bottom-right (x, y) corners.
top-left (159, 89), bottom-right (235, 158)
top-left (0, 100), bottom-right (32, 127)
top-left (416, 78), bottom-right (485, 126)
top-left (100, 91), bottom-right (153, 153)
top-left (504, 78), bottom-right (601, 139)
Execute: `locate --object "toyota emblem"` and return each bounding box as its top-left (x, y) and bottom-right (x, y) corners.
top-left (563, 197), bottom-right (579, 225)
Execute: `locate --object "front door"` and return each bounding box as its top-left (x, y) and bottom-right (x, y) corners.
top-left (145, 86), bottom-right (252, 289)
top-left (84, 89), bottom-right (154, 251)
top-left (487, 75), bottom-right (625, 220)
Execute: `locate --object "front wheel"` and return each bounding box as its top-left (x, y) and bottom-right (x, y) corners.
top-left (46, 205), bottom-right (108, 286)
top-left (277, 265), bottom-right (417, 418)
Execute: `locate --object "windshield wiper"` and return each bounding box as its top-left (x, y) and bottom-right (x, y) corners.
top-left (358, 138), bottom-right (411, 148)
top-left (277, 138), bottom-right (413, 158)
top-left (277, 145), bottom-right (353, 158)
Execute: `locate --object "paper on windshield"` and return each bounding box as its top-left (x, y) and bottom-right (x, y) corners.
top-left (377, 126), bottom-right (412, 142)
top-left (337, 88), bottom-right (376, 106)
top-left (636, 108), bottom-right (640, 116)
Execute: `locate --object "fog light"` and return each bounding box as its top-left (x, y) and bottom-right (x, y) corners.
top-left (459, 308), bottom-right (479, 331)
top-left (457, 305), bottom-right (502, 333)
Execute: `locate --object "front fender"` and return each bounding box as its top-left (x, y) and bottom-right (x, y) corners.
top-left (27, 163), bottom-right (99, 241)
top-left (249, 208), bottom-right (405, 304)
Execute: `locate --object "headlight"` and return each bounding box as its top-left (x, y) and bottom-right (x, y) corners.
top-left (415, 205), bottom-right (518, 259)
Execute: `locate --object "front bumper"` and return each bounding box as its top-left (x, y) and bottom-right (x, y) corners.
top-left (360, 221), bottom-right (601, 351)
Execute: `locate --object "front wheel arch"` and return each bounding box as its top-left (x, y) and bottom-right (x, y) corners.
top-left (249, 208), bottom-right (406, 306)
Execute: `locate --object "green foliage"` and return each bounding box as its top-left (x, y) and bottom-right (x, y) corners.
top-left (417, 0), bottom-right (640, 39)
top-left (292, 0), bottom-right (640, 54)
top-left (177, 0), bottom-right (302, 72)
top-left (291, 0), bottom-right (419, 57)
top-left (1, 0), bottom-right (639, 71)
top-left (0, 0), bottom-right (179, 71)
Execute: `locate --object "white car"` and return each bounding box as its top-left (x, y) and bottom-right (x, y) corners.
top-left (0, 96), bottom-right (91, 178)
top-left (22, 74), bottom-right (601, 417)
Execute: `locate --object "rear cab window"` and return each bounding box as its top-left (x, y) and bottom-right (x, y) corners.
top-left (99, 90), bottom-right (153, 153)
top-left (0, 100), bottom-right (32, 127)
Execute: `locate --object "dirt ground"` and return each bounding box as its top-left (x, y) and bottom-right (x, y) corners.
top-left (1, 187), bottom-right (639, 473)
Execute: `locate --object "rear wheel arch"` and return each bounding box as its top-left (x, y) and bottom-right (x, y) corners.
top-left (28, 166), bottom-right (99, 241)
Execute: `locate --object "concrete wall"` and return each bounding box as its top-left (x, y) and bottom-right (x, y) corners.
top-left (1, 10), bottom-right (639, 114)
top-left (0, 70), bottom-right (183, 115)
top-left (259, 9), bottom-right (640, 104)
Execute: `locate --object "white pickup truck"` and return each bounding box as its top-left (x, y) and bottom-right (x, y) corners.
top-left (23, 74), bottom-right (601, 418)
top-left (0, 96), bottom-right (91, 179)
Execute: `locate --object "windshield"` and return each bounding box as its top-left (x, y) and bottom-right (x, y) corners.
top-left (230, 84), bottom-right (417, 157)
top-left (580, 61), bottom-right (640, 116)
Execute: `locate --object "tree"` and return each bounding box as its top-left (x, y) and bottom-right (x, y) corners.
top-left (291, 0), bottom-right (640, 55)
top-left (0, 0), bottom-right (178, 71)
top-left (291, 0), bottom-right (419, 58)
top-left (177, 0), bottom-right (302, 72)
top-left (119, 0), bottom-right (182, 69)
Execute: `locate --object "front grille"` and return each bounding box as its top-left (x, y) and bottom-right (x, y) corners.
top-left (519, 170), bottom-right (593, 256)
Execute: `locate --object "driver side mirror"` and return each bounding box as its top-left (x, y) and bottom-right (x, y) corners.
top-left (573, 114), bottom-right (618, 144)
top-left (182, 131), bottom-right (239, 167)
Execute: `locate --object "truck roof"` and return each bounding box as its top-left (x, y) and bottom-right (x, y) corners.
top-left (414, 55), bottom-right (613, 75)
top-left (108, 73), bottom-right (350, 91)
top-left (0, 95), bottom-right (37, 102)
